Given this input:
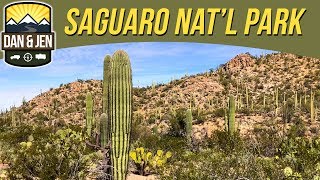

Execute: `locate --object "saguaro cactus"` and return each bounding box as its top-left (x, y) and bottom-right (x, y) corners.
top-left (108, 50), bottom-right (132, 180)
top-left (275, 87), bottom-right (279, 116)
top-left (103, 55), bottom-right (112, 113)
top-left (185, 108), bottom-right (193, 145)
top-left (311, 90), bottom-right (315, 122)
top-left (100, 113), bottom-right (109, 148)
top-left (86, 92), bottom-right (93, 137)
top-left (294, 91), bottom-right (298, 110)
top-left (228, 95), bottom-right (236, 135)
top-left (246, 86), bottom-right (249, 108)
top-left (11, 107), bottom-right (16, 127)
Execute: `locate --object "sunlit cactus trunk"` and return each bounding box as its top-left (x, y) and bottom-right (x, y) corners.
top-left (108, 50), bottom-right (132, 180)
top-left (86, 92), bottom-right (93, 137)
top-left (102, 55), bottom-right (112, 147)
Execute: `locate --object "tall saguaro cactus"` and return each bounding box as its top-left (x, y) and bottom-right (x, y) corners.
top-left (246, 86), bottom-right (249, 108)
top-left (11, 107), bottom-right (16, 127)
top-left (100, 113), bottom-right (109, 148)
top-left (86, 92), bottom-right (93, 137)
top-left (108, 50), bottom-right (132, 180)
top-left (311, 90), bottom-right (315, 122)
top-left (275, 87), bottom-right (279, 116)
top-left (101, 55), bottom-right (112, 147)
top-left (228, 95), bottom-right (236, 135)
top-left (103, 55), bottom-right (112, 113)
top-left (185, 108), bottom-right (193, 145)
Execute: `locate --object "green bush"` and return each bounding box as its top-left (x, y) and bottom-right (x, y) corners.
top-left (207, 130), bottom-right (244, 155)
top-left (3, 128), bottom-right (101, 179)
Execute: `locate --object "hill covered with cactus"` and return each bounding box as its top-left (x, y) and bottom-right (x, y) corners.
top-left (4, 52), bottom-right (320, 140)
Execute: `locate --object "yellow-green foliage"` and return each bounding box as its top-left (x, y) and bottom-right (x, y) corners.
top-left (129, 147), bottom-right (172, 176)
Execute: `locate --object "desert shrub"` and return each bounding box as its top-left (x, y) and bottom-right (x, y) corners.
top-left (168, 108), bottom-right (187, 137)
top-left (4, 128), bottom-right (101, 179)
top-left (277, 136), bottom-right (320, 179)
top-left (212, 108), bottom-right (225, 117)
top-left (35, 112), bottom-right (49, 121)
top-left (160, 149), bottom-right (283, 180)
top-left (207, 130), bottom-right (244, 155)
top-left (250, 124), bottom-right (282, 157)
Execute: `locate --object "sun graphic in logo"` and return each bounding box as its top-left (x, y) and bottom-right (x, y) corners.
top-left (6, 3), bottom-right (50, 24)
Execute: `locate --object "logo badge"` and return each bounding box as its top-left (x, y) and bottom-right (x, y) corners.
top-left (1, 1), bottom-right (55, 67)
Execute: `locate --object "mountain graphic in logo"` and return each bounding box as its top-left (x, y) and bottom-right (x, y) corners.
top-left (1, 1), bottom-right (55, 67)
top-left (6, 14), bottom-right (50, 33)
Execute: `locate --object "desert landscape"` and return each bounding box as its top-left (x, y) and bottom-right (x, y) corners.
top-left (0, 52), bottom-right (319, 179)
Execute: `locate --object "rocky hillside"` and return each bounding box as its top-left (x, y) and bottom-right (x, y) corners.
top-left (5, 52), bottom-right (320, 139)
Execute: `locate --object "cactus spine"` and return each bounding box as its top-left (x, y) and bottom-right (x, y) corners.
top-left (228, 95), bottom-right (236, 135)
top-left (185, 108), bottom-right (193, 145)
top-left (108, 50), bottom-right (132, 180)
top-left (86, 92), bottom-right (93, 137)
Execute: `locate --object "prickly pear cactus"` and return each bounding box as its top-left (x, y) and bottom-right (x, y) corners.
top-left (86, 92), bottom-right (93, 137)
top-left (108, 50), bottom-right (132, 180)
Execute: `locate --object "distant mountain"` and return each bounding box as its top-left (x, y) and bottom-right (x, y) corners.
top-left (6, 18), bottom-right (17, 25)
top-left (39, 18), bottom-right (50, 25)
top-left (7, 53), bottom-right (320, 139)
top-left (18, 14), bottom-right (37, 24)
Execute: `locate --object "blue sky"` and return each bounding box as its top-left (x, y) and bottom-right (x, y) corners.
top-left (0, 42), bottom-right (275, 111)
